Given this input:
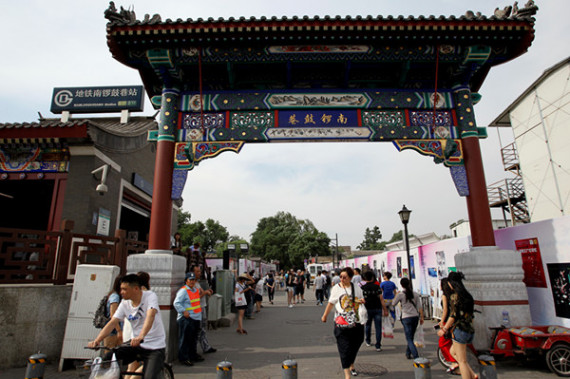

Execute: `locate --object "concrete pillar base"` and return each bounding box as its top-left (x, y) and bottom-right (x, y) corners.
top-left (127, 250), bottom-right (186, 363)
top-left (454, 246), bottom-right (531, 351)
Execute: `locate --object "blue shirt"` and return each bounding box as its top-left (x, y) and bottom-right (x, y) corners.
top-left (380, 280), bottom-right (397, 300)
top-left (173, 285), bottom-right (202, 321)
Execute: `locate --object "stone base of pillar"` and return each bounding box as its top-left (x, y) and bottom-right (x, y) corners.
top-left (454, 246), bottom-right (531, 351)
top-left (127, 250), bottom-right (185, 363)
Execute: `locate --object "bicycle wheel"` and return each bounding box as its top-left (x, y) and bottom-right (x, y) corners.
top-left (160, 362), bottom-right (174, 379)
top-left (437, 347), bottom-right (455, 369)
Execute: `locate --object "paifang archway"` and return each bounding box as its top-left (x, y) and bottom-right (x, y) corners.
top-left (105, 4), bottom-right (537, 252)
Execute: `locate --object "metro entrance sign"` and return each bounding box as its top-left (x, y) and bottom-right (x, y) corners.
top-left (50, 85), bottom-right (144, 114)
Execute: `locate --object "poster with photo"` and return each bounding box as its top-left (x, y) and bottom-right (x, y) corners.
top-left (397, 257), bottom-right (402, 278)
top-left (547, 263), bottom-right (570, 319)
top-left (410, 255), bottom-right (416, 279)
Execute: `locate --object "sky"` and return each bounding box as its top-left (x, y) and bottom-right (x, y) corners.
top-left (1, 1), bottom-right (569, 249)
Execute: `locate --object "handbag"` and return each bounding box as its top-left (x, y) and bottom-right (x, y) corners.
top-left (334, 283), bottom-right (359, 328)
top-left (235, 285), bottom-right (247, 306)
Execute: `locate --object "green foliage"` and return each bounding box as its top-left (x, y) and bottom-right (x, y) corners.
top-left (215, 236), bottom-right (249, 257)
top-left (177, 210), bottom-right (230, 252)
top-left (357, 226), bottom-right (386, 250)
top-left (387, 230), bottom-right (404, 243)
top-left (250, 211), bottom-right (330, 269)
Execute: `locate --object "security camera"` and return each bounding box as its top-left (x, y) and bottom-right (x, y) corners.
top-left (96, 183), bottom-right (108, 195)
top-left (91, 165), bottom-right (109, 195)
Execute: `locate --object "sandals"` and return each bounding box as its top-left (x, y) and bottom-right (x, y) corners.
top-left (236, 329), bottom-right (248, 334)
top-left (446, 365), bottom-right (459, 375)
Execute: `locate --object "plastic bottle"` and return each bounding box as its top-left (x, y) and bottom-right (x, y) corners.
top-left (501, 310), bottom-right (511, 328)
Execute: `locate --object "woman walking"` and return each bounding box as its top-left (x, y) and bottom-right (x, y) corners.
top-left (437, 272), bottom-right (478, 379)
top-left (321, 267), bottom-right (365, 378)
top-left (392, 277), bottom-right (424, 359)
top-left (438, 277), bottom-right (458, 373)
top-left (235, 274), bottom-right (252, 334)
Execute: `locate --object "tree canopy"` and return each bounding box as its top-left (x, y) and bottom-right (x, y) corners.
top-left (357, 226), bottom-right (385, 250)
top-left (250, 211), bottom-right (330, 269)
top-left (176, 210), bottom-right (229, 252)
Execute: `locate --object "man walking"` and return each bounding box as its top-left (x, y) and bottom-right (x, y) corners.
top-left (361, 271), bottom-right (389, 351)
top-left (173, 272), bottom-right (206, 366)
top-left (314, 270), bottom-right (325, 305)
top-left (286, 269), bottom-right (296, 308)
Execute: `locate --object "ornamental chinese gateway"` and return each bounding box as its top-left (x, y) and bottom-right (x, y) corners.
top-left (104, 2), bottom-right (538, 251)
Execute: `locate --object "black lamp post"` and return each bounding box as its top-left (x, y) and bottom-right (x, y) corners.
top-left (398, 204), bottom-right (413, 289)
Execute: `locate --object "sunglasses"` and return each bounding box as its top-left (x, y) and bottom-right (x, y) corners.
top-left (340, 275), bottom-right (349, 279)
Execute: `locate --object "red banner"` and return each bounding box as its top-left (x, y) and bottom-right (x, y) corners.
top-left (515, 238), bottom-right (547, 288)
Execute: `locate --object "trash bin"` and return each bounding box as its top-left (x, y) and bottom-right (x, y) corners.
top-left (25, 352), bottom-right (47, 379)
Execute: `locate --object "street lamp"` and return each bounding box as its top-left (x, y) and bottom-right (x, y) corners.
top-left (398, 204), bottom-right (413, 289)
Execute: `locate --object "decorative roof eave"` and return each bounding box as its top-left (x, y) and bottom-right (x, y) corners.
top-left (0, 121), bottom-right (89, 140)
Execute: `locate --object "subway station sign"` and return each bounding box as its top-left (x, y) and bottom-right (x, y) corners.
top-left (50, 85), bottom-right (144, 114)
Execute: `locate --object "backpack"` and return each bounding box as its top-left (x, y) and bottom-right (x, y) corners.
top-left (93, 295), bottom-right (109, 328)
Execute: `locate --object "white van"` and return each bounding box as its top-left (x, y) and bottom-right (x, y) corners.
top-left (306, 263), bottom-right (324, 284)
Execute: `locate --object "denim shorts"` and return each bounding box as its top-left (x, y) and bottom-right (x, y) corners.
top-left (452, 327), bottom-right (474, 344)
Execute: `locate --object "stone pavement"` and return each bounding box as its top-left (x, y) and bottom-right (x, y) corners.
top-left (1, 289), bottom-right (556, 378)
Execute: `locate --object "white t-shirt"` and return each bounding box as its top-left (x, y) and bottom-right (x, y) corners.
top-left (328, 283), bottom-right (364, 319)
top-left (255, 279), bottom-right (265, 294)
top-left (113, 290), bottom-right (166, 350)
top-left (351, 274), bottom-right (362, 285)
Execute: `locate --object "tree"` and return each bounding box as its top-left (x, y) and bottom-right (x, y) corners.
top-left (357, 226), bottom-right (385, 250)
top-left (177, 215), bottom-right (230, 252)
top-left (250, 211), bottom-right (330, 269)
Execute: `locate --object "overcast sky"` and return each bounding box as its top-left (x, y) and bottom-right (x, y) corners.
top-left (1, 1), bottom-right (569, 249)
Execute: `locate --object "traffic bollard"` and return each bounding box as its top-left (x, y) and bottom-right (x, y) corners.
top-left (413, 357), bottom-right (431, 379)
top-left (216, 360), bottom-right (232, 379)
top-left (25, 352), bottom-right (47, 379)
top-left (478, 354), bottom-right (498, 379)
top-left (282, 358), bottom-right (297, 379)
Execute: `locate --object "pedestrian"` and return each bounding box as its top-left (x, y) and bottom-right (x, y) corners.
top-left (314, 270), bottom-right (325, 305)
top-left (244, 270), bottom-right (256, 319)
top-left (235, 274), bottom-right (252, 334)
top-left (286, 269), bottom-right (296, 308)
top-left (173, 272), bottom-right (205, 366)
top-left (351, 268), bottom-right (362, 286)
top-left (437, 271), bottom-right (477, 379)
top-left (321, 267), bottom-right (365, 378)
top-left (323, 270), bottom-right (332, 300)
top-left (380, 272), bottom-right (398, 325)
top-left (438, 277), bottom-right (457, 373)
top-left (392, 277), bottom-right (424, 360)
top-left (305, 270), bottom-right (311, 289)
top-left (361, 271), bottom-right (389, 351)
top-left (103, 275), bottom-right (123, 349)
top-left (295, 269), bottom-right (306, 304)
top-left (254, 276), bottom-right (264, 313)
top-left (265, 273), bottom-right (275, 304)
top-left (192, 265), bottom-right (217, 354)
top-left (332, 271), bottom-right (341, 286)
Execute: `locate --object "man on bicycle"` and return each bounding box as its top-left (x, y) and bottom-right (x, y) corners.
top-left (88, 274), bottom-right (166, 379)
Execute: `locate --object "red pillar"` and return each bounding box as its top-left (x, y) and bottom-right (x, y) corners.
top-left (148, 139), bottom-right (175, 250)
top-left (462, 135), bottom-right (496, 247)
top-left (148, 88), bottom-right (179, 251)
top-left (455, 88), bottom-right (496, 247)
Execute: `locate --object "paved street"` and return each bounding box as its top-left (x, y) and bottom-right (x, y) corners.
top-left (2, 289), bottom-right (557, 378)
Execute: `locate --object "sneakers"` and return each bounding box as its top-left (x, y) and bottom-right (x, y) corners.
top-left (376, 347), bottom-right (382, 352)
top-left (181, 360), bottom-right (194, 366)
top-left (288, 304), bottom-right (293, 308)
top-left (204, 347), bottom-right (217, 354)
top-left (365, 342), bottom-right (371, 347)
top-left (350, 368), bottom-right (358, 376)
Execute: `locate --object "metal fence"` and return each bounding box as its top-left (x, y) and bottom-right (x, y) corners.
top-left (0, 220), bottom-right (147, 285)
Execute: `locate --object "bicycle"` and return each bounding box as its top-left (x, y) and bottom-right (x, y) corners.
top-left (80, 342), bottom-right (174, 379)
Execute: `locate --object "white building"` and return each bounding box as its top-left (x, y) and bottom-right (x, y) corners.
top-left (490, 57), bottom-right (570, 223)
